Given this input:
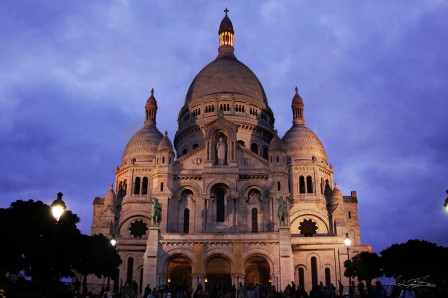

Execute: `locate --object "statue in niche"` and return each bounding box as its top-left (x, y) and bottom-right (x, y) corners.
top-left (277, 196), bottom-right (288, 226)
top-left (248, 190), bottom-right (261, 202)
top-left (216, 136), bottom-right (227, 165)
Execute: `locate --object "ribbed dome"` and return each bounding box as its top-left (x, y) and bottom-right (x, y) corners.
top-left (184, 56), bottom-right (268, 106)
top-left (282, 125), bottom-right (327, 164)
top-left (104, 185), bottom-right (116, 209)
top-left (269, 132), bottom-right (285, 152)
top-left (122, 125), bottom-right (163, 164)
top-left (158, 131), bottom-right (173, 152)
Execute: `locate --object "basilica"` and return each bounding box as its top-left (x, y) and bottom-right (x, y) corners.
top-left (91, 10), bottom-right (371, 295)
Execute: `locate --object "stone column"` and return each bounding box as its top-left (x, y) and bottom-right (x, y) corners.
top-left (143, 227), bottom-right (160, 289)
top-left (278, 226), bottom-right (294, 290)
top-left (192, 243), bottom-right (205, 290)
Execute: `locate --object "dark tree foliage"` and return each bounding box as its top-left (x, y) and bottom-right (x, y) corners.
top-left (381, 239), bottom-right (448, 285)
top-left (0, 199), bottom-right (121, 292)
top-left (344, 251), bottom-right (383, 284)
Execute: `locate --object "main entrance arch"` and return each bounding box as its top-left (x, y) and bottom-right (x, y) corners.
top-left (244, 255), bottom-right (270, 286)
top-left (167, 254), bottom-right (192, 291)
top-left (205, 255), bottom-right (232, 294)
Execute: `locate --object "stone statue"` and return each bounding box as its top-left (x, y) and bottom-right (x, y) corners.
top-left (149, 196), bottom-right (162, 227)
top-left (277, 196), bottom-right (288, 226)
top-left (216, 137), bottom-right (227, 165)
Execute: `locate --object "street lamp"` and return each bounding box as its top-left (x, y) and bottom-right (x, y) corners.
top-left (110, 234), bottom-right (117, 247)
top-left (51, 192), bottom-right (66, 222)
top-left (344, 233), bottom-right (352, 285)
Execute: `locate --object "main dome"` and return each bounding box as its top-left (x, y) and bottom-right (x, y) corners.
top-left (184, 56), bottom-right (268, 106)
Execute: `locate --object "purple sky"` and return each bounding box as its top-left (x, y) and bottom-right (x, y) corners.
top-left (1, 1), bottom-right (447, 253)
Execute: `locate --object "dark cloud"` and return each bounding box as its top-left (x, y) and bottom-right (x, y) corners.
top-left (1, 1), bottom-right (447, 254)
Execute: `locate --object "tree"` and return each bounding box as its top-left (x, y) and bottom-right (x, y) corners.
top-left (0, 199), bottom-right (121, 294)
top-left (381, 239), bottom-right (448, 285)
top-left (344, 251), bottom-right (383, 284)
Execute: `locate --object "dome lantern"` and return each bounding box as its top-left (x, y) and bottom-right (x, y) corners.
top-left (292, 86), bottom-right (304, 125)
top-left (218, 8), bottom-right (235, 58)
top-left (145, 88), bottom-right (158, 126)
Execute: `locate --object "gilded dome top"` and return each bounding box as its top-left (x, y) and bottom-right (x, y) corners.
top-left (184, 56), bottom-right (268, 106)
top-left (122, 124), bottom-right (163, 164)
top-left (282, 124), bottom-right (327, 164)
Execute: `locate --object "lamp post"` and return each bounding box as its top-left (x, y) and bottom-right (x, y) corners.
top-left (344, 233), bottom-right (352, 286)
top-left (108, 234), bottom-right (117, 288)
top-left (49, 192), bottom-right (66, 293)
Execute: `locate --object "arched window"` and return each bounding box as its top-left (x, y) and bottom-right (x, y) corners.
top-left (237, 140), bottom-right (245, 147)
top-left (252, 208), bottom-right (258, 233)
top-left (334, 221), bottom-right (337, 235)
top-left (134, 177), bottom-right (141, 195)
top-left (277, 181), bottom-right (281, 191)
top-left (193, 143), bottom-right (199, 149)
top-left (160, 182), bottom-right (164, 192)
top-left (141, 177), bottom-right (148, 195)
top-left (276, 156), bottom-right (279, 163)
top-left (162, 156), bottom-right (165, 164)
top-left (311, 257), bottom-right (318, 286)
top-left (298, 267), bottom-right (305, 287)
top-left (262, 146), bottom-right (268, 159)
top-left (123, 179), bottom-right (127, 195)
top-left (299, 176), bottom-right (306, 194)
top-left (216, 188), bottom-right (225, 222)
top-left (182, 148), bottom-right (187, 156)
top-left (325, 268), bottom-right (331, 286)
top-left (127, 257), bottom-right (134, 285)
top-left (183, 209), bottom-right (190, 233)
top-left (306, 176), bottom-right (313, 193)
top-left (251, 143), bottom-right (258, 154)
top-left (348, 211), bottom-right (352, 219)
top-left (320, 178), bottom-right (324, 195)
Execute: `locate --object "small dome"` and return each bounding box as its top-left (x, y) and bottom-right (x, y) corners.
top-left (122, 125), bottom-right (164, 164)
top-left (219, 10), bottom-right (234, 35)
top-left (146, 88), bottom-right (157, 106)
top-left (331, 184), bottom-right (343, 200)
top-left (269, 132), bottom-right (285, 152)
top-left (104, 185), bottom-right (116, 209)
top-left (282, 125), bottom-right (327, 164)
top-left (292, 86), bottom-right (303, 105)
top-left (184, 57), bottom-right (268, 106)
top-left (158, 131), bottom-right (173, 152)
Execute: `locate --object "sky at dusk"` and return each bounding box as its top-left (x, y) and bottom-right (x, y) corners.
top-left (1, 1), bottom-right (447, 254)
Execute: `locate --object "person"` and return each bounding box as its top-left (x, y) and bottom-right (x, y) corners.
top-left (132, 280), bottom-right (138, 298)
top-left (0, 289), bottom-right (5, 298)
top-left (103, 286), bottom-right (113, 298)
top-left (277, 197), bottom-right (287, 226)
top-left (372, 281), bottom-right (387, 298)
top-left (144, 284), bottom-right (151, 297)
top-left (216, 137), bottom-right (226, 164)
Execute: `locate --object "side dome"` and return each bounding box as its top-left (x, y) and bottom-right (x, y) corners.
top-left (269, 132), bottom-right (285, 152)
top-left (282, 125), bottom-right (327, 164)
top-left (184, 57), bottom-right (268, 106)
top-left (122, 125), bottom-right (164, 164)
top-left (157, 131), bottom-right (173, 152)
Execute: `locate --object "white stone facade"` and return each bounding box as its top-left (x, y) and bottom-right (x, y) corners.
top-left (90, 11), bottom-right (371, 296)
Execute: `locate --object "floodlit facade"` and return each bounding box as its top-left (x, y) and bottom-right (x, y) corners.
top-left (91, 10), bottom-right (371, 295)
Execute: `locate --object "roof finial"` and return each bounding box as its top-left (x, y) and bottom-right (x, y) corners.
top-left (224, 7), bottom-right (229, 15)
top-left (164, 130), bottom-right (168, 137)
top-left (295, 86), bottom-right (299, 95)
top-left (151, 88), bottom-right (154, 96)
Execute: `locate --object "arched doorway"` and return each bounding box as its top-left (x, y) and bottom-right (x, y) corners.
top-left (244, 255), bottom-right (270, 286)
top-left (205, 256), bottom-right (232, 295)
top-left (167, 255), bottom-right (192, 292)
